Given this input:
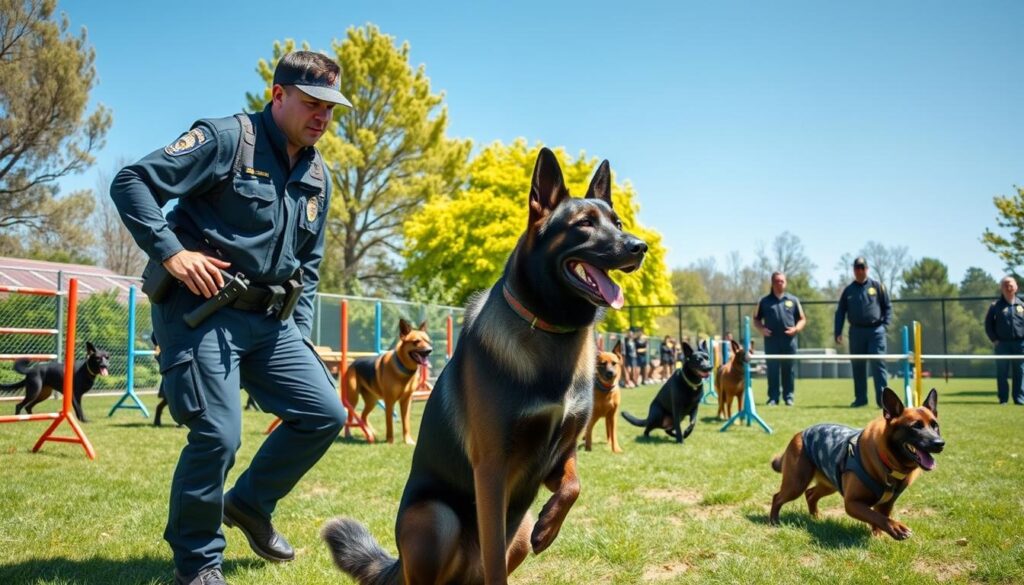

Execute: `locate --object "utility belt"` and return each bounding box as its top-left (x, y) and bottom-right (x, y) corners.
top-left (142, 257), bottom-right (303, 328)
top-left (850, 321), bottom-right (883, 329)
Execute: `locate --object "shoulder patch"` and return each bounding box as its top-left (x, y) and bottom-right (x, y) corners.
top-left (164, 128), bottom-right (209, 156)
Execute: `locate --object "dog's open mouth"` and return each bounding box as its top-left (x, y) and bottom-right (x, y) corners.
top-left (565, 260), bottom-right (625, 309)
top-left (905, 443), bottom-right (937, 471)
top-left (410, 349), bottom-right (432, 366)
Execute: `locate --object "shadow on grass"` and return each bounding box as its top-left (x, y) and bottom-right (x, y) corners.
top-left (0, 555), bottom-right (262, 585)
top-left (746, 511), bottom-right (870, 549)
top-left (631, 434), bottom-right (683, 445)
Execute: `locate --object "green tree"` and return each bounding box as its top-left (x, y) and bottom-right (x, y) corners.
top-left (654, 269), bottom-right (714, 340)
top-left (0, 0), bottom-right (110, 260)
top-left (958, 267), bottom-right (998, 352)
top-left (402, 139), bottom-right (675, 332)
top-left (247, 29), bottom-right (470, 296)
top-left (981, 186), bottom-right (1024, 273)
top-left (899, 258), bottom-right (975, 359)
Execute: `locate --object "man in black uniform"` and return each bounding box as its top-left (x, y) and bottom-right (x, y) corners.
top-left (754, 271), bottom-right (806, 406)
top-left (110, 52), bottom-right (351, 585)
top-left (834, 257), bottom-right (892, 408)
top-left (985, 276), bottom-right (1024, 405)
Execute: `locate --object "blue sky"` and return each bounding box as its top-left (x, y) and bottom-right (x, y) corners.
top-left (58, 0), bottom-right (1023, 288)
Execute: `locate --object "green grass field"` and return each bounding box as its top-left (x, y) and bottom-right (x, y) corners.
top-left (1, 377), bottom-right (1022, 584)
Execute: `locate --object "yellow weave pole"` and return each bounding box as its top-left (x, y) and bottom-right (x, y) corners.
top-left (913, 320), bottom-right (923, 407)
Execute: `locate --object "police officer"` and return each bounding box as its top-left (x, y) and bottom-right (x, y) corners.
top-left (984, 276), bottom-right (1024, 405)
top-left (753, 271), bottom-right (806, 406)
top-left (834, 257), bottom-right (892, 408)
top-left (110, 52), bottom-right (351, 585)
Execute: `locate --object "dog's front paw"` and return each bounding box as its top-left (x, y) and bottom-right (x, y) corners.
top-left (530, 517), bottom-right (561, 554)
top-left (885, 519), bottom-right (912, 540)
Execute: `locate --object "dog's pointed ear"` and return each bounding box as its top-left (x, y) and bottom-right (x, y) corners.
top-left (86, 341), bottom-right (96, 355)
top-left (882, 387), bottom-right (904, 422)
top-left (682, 341), bottom-right (694, 358)
top-left (399, 319), bottom-right (412, 337)
top-left (698, 339), bottom-right (708, 354)
top-left (418, 320), bottom-right (428, 332)
top-left (729, 339), bottom-right (741, 355)
top-left (529, 147), bottom-right (568, 227)
top-left (924, 388), bottom-right (938, 417)
top-left (612, 340), bottom-right (623, 358)
top-left (584, 160), bottom-right (613, 207)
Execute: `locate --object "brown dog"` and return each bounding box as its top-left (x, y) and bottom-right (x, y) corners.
top-left (769, 387), bottom-right (945, 539)
top-left (715, 339), bottom-right (753, 420)
top-left (584, 341), bottom-right (624, 453)
top-left (342, 319), bottom-right (433, 444)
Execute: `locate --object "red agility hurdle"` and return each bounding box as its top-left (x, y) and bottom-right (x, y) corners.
top-left (0, 279), bottom-right (95, 459)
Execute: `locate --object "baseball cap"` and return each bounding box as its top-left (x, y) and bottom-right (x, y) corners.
top-left (852, 257), bottom-right (868, 268)
top-left (273, 52), bottom-right (352, 108)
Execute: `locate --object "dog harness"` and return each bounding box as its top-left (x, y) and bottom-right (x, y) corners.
top-left (801, 424), bottom-right (908, 505)
top-left (594, 376), bottom-right (617, 393)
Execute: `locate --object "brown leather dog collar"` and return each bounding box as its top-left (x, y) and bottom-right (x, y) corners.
top-left (502, 284), bottom-right (577, 334)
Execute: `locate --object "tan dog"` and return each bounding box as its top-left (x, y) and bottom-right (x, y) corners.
top-left (584, 341), bottom-right (624, 453)
top-left (770, 388), bottom-right (945, 539)
top-left (716, 339), bottom-right (753, 420)
top-left (343, 319), bottom-right (433, 444)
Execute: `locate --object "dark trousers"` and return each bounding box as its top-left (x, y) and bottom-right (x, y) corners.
top-left (764, 336), bottom-right (797, 403)
top-left (153, 289), bottom-right (347, 576)
top-left (849, 325), bottom-right (888, 406)
top-left (995, 339), bottom-right (1024, 404)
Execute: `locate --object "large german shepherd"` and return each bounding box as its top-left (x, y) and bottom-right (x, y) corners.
top-left (323, 148), bottom-right (647, 584)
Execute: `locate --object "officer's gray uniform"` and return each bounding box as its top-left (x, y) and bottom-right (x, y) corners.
top-left (985, 295), bottom-right (1024, 404)
top-left (834, 278), bottom-right (892, 406)
top-left (754, 292), bottom-right (803, 403)
top-left (110, 104), bottom-right (346, 576)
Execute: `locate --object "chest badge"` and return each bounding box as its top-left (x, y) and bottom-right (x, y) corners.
top-left (1017, 305), bottom-right (1023, 314)
top-left (306, 196), bottom-right (320, 222)
top-left (867, 287), bottom-right (877, 296)
top-left (784, 300), bottom-right (794, 308)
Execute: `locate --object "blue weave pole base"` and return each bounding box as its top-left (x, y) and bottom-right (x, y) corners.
top-left (720, 316), bottom-right (772, 434)
top-left (108, 390), bottom-right (151, 418)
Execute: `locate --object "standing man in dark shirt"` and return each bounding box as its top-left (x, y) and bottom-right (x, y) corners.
top-left (984, 276), bottom-right (1024, 405)
top-left (110, 52), bottom-right (351, 585)
top-left (834, 257), bottom-right (893, 408)
top-left (754, 271), bottom-right (806, 406)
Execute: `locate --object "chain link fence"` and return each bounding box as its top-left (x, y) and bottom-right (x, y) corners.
top-left (625, 296), bottom-right (1000, 379)
top-left (0, 265), bottom-right (464, 404)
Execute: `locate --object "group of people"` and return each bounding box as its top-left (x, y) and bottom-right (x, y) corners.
top-left (753, 258), bottom-right (1024, 408)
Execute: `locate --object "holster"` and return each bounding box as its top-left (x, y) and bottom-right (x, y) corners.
top-left (141, 259), bottom-right (179, 304)
top-left (277, 275), bottom-right (304, 321)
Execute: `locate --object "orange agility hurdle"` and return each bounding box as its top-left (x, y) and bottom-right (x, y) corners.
top-left (0, 278), bottom-right (96, 459)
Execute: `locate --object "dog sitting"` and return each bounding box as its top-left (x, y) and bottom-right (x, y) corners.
top-left (342, 318), bottom-right (433, 444)
top-left (1, 341), bottom-right (109, 422)
top-left (322, 148), bottom-right (647, 584)
top-left (716, 339), bottom-right (753, 420)
top-left (621, 340), bottom-right (712, 444)
top-left (770, 387), bottom-right (945, 539)
top-left (584, 340), bottom-right (625, 453)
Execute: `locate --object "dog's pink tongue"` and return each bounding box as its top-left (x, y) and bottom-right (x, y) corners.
top-left (99, 367), bottom-right (109, 376)
top-left (582, 263), bottom-right (624, 309)
top-left (917, 449), bottom-right (936, 471)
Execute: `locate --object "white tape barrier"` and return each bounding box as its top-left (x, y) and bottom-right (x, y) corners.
top-left (748, 353), bottom-right (1024, 361)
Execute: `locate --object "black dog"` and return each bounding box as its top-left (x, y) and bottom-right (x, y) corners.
top-left (1, 341), bottom-right (110, 422)
top-left (323, 148), bottom-right (648, 583)
top-left (622, 340), bottom-right (712, 444)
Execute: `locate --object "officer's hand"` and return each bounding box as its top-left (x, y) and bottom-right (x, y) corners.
top-left (763, 327), bottom-right (773, 337)
top-left (784, 326), bottom-right (797, 336)
top-left (835, 335), bottom-right (843, 344)
top-left (163, 251), bottom-right (232, 299)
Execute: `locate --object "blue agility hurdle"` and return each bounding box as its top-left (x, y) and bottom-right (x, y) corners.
top-left (109, 286), bottom-right (152, 418)
top-left (720, 317), bottom-right (772, 434)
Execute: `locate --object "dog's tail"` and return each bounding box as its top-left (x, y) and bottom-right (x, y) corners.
top-left (0, 359), bottom-right (31, 391)
top-left (620, 410), bottom-right (647, 427)
top-left (322, 518), bottom-right (403, 585)
top-left (771, 455), bottom-right (783, 473)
